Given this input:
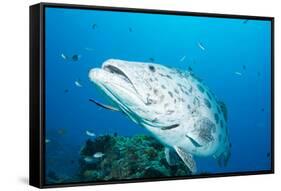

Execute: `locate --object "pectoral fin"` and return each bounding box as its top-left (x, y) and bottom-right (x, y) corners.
top-left (174, 146), bottom-right (197, 174)
top-left (89, 99), bottom-right (119, 112)
top-left (161, 124), bottom-right (179, 130)
top-left (185, 134), bottom-right (203, 147)
top-left (164, 147), bottom-right (179, 166)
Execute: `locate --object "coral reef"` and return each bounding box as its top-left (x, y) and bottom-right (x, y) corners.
top-left (78, 134), bottom-right (191, 181)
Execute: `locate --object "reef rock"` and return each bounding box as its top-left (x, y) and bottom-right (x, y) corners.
top-left (78, 134), bottom-right (191, 181)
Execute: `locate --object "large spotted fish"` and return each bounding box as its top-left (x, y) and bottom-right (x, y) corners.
top-left (89, 59), bottom-right (231, 174)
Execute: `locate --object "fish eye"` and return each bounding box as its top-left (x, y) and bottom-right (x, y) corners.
top-left (148, 65), bottom-right (155, 72)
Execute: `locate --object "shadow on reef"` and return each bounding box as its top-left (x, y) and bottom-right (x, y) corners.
top-left (77, 134), bottom-right (191, 181)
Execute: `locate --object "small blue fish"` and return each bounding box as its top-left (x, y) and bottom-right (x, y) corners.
top-left (86, 130), bottom-right (95, 137)
top-left (75, 80), bottom-right (82, 87)
top-left (198, 42), bottom-right (206, 51)
top-left (93, 152), bottom-right (105, 158)
top-left (235, 72), bottom-right (242, 76)
top-left (61, 53), bottom-right (68, 60)
top-left (180, 55), bottom-right (186, 62)
top-left (84, 156), bottom-right (95, 163)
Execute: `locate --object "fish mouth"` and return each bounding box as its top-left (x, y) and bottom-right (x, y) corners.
top-left (102, 64), bottom-right (133, 85)
top-left (101, 63), bottom-right (141, 98)
top-left (89, 59), bottom-right (147, 120)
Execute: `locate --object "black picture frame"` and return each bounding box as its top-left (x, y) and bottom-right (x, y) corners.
top-left (29, 2), bottom-right (275, 188)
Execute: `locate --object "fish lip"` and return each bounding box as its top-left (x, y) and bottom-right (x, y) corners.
top-left (89, 64), bottom-right (143, 115)
top-left (101, 62), bottom-right (142, 99)
top-left (102, 64), bottom-right (133, 85)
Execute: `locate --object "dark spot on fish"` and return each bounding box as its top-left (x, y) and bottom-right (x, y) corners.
top-left (220, 120), bottom-right (224, 128)
top-left (180, 98), bottom-right (185, 103)
top-left (148, 65), bottom-right (155, 72)
top-left (151, 118), bottom-right (158, 123)
top-left (149, 78), bottom-right (153, 82)
top-left (174, 89), bottom-right (179, 94)
top-left (218, 101), bottom-right (228, 121)
top-left (206, 91), bottom-right (212, 100)
top-left (179, 87), bottom-right (184, 93)
top-left (174, 99), bottom-right (177, 103)
top-left (146, 98), bottom-right (153, 105)
top-left (72, 55), bottom-right (79, 61)
top-left (153, 89), bottom-right (159, 95)
top-left (197, 84), bottom-right (205, 93)
top-left (214, 113), bottom-right (219, 124)
top-left (161, 84), bottom-right (166, 89)
top-left (187, 104), bottom-right (191, 109)
top-left (217, 105), bottom-right (221, 114)
top-left (188, 87), bottom-right (193, 93)
top-left (194, 118), bottom-right (216, 144)
top-left (196, 77), bottom-right (203, 82)
top-left (177, 83), bottom-right (182, 88)
top-left (168, 91), bottom-right (173, 98)
top-left (193, 97), bottom-right (200, 106)
top-left (204, 98), bottom-right (211, 108)
top-left (166, 75), bottom-right (172, 79)
top-left (183, 91), bottom-right (188, 96)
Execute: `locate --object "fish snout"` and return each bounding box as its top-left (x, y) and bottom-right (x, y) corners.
top-left (89, 68), bottom-right (104, 83)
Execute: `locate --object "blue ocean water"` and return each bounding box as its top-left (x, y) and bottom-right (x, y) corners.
top-left (45, 7), bottom-right (272, 182)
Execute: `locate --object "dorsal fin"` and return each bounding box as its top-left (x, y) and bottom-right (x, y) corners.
top-left (218, 101), bottom-right (227, 121)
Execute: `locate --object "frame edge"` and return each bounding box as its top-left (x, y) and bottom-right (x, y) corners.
top-left (29, 3), bottom-right (44, 188)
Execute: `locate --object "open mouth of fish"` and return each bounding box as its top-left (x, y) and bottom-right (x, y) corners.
top-left (102, 64), bottom-right (141, 97)
top-left (89, 62), bottom-right (147, 115)
top-left (103, 64), bottom-right (133, 85)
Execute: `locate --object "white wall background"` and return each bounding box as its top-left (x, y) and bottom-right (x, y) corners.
top-left (0, 0), bottom-right (279, 190)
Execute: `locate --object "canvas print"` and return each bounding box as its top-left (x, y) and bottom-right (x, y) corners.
top-left (44, 7), bottom-right (272, 185)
